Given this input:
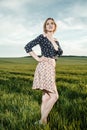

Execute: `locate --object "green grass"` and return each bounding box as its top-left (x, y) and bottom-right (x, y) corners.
top-left (0, 56), bottom-right (87, 130)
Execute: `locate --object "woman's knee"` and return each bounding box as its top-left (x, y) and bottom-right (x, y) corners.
top-left (52, 92), bottom-right (59, 102)
top-left (55, 93), bottom-right (59, 101)
top-left (42, 93), bottom-right (50, 102)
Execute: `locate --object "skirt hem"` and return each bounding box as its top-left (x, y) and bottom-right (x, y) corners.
top-left (32, 87), bottom-right (57, 93)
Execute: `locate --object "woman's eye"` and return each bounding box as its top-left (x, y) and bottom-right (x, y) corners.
top-left (46, 23), bottom-right (49, 25)
top-left (51, 22), bottom-right (54, 25)
top-left (46, 22), bottom-right (54, 25)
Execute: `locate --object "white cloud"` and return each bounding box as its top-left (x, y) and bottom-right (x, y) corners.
top-left (0, 0), bottom-right (87, 57)
top-left (57, 17), bottom-right (87, 30)
top-left (0, 9), bottom-right (43, 46)
top-left (0, 0), bottom-right (32, 8)
top-left (72, 1), bottom-right (87, 17)
top-left (61, 36), bottom-right (87, 56)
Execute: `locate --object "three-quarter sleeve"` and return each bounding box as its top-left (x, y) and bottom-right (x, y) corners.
top-left (24, 34), bottom-right (42, 53)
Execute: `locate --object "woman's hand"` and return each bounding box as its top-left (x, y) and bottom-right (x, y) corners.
top-left (38, 56), bottom-right (48, 62)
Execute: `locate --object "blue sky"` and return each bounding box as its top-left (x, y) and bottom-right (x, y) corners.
top-left (0, 0), bottom-right (87, 57)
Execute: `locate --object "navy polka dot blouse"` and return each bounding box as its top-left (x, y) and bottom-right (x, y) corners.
top-left (24, 34), bottom-right (63, 58)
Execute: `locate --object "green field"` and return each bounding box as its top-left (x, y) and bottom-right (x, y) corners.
top-left (0, 56), bottom-right (87, 130)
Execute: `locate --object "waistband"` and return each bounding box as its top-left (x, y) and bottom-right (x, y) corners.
top-left (41, 56), bottom-right (56, 67)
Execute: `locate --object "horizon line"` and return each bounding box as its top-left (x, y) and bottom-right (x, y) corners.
top-left (0, 55), bottom-right (87, 58)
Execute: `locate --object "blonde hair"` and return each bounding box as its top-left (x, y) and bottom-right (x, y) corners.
top-left (43, 18), bottom-right (57, 33)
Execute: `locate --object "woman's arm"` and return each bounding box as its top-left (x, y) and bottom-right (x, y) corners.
top-left (24, 34), bottom-right (42, 53)
top-left (29, 51), bottom-right (40, 62)
top-left (29, 51), bottom-right (49, 62)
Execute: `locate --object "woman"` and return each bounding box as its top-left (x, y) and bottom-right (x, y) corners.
top-left (24, 18), bottom-right (63, 125)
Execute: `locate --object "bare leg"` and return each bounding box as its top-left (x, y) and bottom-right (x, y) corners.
top-left (40, 91), bottom-right (51, 124)
top-left (40, 90), bottom-right (59, 124)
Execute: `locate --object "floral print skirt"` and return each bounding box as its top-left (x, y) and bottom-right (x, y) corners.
top-left (32, 57), bottom-right (57, 93)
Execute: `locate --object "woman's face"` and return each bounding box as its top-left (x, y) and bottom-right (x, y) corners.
top-left (46, 19), bottom-right (56, 33)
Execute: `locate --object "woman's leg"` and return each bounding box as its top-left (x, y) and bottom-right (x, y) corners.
top-left (40, 90), bottom-right (59, 124)
top-left (40, 90), bottom-right (50, 124)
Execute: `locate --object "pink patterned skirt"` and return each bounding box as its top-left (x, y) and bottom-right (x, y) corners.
top-left (32, 57), bottom-right (57, 93)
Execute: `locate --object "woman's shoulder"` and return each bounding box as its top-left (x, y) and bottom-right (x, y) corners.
top-left (39, 34), bottom-right (59, 43)
top-left (37, 33), bottom-right (45, 38)
top-left (38, 33), bottom-right (47, 40)
top-left (35, 34), bottom-right (44, 40)
top-left (42, 33), bottom-right (58, 41)
top-left (35, 34), bottom-right (46, 42)
top-left (40, 33), bottom-right (46, 38)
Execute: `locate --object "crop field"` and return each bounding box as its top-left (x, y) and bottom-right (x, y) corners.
top-left (0, 56), bottom-right (87, 130)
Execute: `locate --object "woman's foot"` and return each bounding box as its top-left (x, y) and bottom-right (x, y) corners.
top-left (34, 119), bottom-right (47, 125)
top-left (40, 118), bottom-right (47, 125)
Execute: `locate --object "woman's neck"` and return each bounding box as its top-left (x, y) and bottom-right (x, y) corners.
top-left (46, 32), bottom-right (54, 38)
